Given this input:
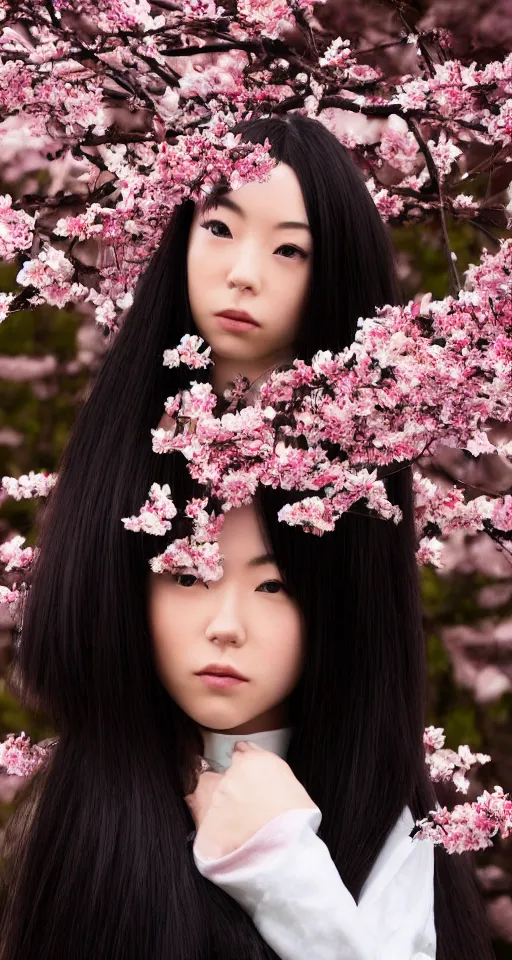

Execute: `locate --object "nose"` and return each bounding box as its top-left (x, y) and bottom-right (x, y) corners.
top-left (204, 588), bottom-right (247, 647)
top-left (226, 244), bottom-right (262, 294)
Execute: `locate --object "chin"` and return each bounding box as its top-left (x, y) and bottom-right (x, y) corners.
top-left (191, 705), bottom-right (250, 730)
top-left (197, 326), bottom-right (262, 352)
top-left (210, 337), bottom-right (262, 358)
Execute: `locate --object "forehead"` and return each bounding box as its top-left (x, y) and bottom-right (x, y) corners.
top-left (194, 162), bottom-right (308, 223)
top-left (218, 503), bottom-right (269, 563)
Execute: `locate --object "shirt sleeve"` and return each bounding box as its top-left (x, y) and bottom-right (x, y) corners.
top-left (193, 805), bottom-right (436, 960)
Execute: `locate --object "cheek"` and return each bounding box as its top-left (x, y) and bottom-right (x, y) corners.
top-left (187, 233), bottom-right (210, 296)
top-left (260, 605), bottom-right (304, 680)
top-left (289, 268), bottom-right (310, 317)
top-left (148, 588), bottom-right (188, 677)
top-left (268, 269), bottom-right (310, 336)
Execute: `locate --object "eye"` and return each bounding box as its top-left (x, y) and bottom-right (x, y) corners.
top-left (276, 244), bottom-right (309, 261)
top-left (200, 218), bottom-right (230, 239)
top-left (256, 579), bottom-right (287, 594)
top-left (200, 219), bottom-right (309, 261)
top-left (173, 573), bottom-right (206, 588)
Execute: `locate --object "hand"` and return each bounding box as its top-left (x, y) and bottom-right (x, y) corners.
top-left (184, 741), bottom-right (318, 860)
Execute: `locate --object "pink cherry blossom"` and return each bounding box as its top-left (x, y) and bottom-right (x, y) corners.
top-left (1, 471), bottom-right (56, 500)
top-left (122, 483), bottom-right (177, 536)
top-left (412, 786), bottom-right (512, 854)
top-left (16, 244), bottom-right (89, 308)
top-left (0, 733), bottom-right (53, 777)
top-left (0, 194), bottom-right (34, 261)
top-left (163, 334), bottom-right (212, 370)
top-left (423, 725), bottom-right (491, 794)
top-left (0, 535), bottom-right (34, 572)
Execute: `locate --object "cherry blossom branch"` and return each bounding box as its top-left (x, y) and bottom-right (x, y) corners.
top-left (0, 1), bottom-right (508, 330)
top-left (411, 786), bottom-right (512, 854)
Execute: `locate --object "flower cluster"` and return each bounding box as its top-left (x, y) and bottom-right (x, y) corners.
top-left (0, 534), bottom-right (34, 573)
top-left (16, 244), bottom-right (91, 310)
top-left (0, 2), bottom-right (510, 328)
top-left (411, 727), bottom-right (512, 853)
top-left (0, 473), bottom-right (55, 609)
top-left (411, 786), bottom-right (512, 855)
top-left (423, 725), bottom-right (491, 795)
top-left (122, 482), bottom-right (178, 537)
top-left (1, 470), bottom-right (56, 501)
top-left (4, 235), bottom-right (512, 598)
top-left (0, 732), bottom-right (54, 777)
top-left (122, 485), bottom-right (225, 580)
top-left (153, 499), bottom-right (225, 582)
top-left (0, 194), bottom-right (35, 262)
top-left (162, 334), bottom-right (213, 371)
top-left (116, 233), bottom-right (512, 582)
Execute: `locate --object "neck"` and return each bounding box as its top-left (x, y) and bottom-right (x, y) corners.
top-left (199, 724), bottom-right (293, 773)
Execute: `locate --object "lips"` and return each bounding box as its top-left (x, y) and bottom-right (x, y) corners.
top-left (198, 674), bottom-right (247, 689)
top-left (196, 663), bottom-right (249, 681)
top-left (215, 309), bottom-right (259, 326)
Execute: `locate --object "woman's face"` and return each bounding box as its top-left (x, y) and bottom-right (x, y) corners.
top-left (187, 162), bottom-right (312, 380)
top-left (148, 503), bottom-right (304, 735)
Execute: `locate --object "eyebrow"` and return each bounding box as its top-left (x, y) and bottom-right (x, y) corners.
top-left (209, 195), bottom-right (311, 233)
top-left (247, 552), bottom-right (276, 567)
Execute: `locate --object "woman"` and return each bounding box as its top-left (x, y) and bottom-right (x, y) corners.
top-left (0, 113), bottom-right (494, 958)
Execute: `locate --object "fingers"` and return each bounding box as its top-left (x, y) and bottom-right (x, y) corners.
top-left (184, 770), bottom-right (222, 804)
top-left (184, 770), bottom-right (223, 825)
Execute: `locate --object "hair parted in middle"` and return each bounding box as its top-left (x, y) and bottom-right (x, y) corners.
top-left (1, 112), bottom-right (494, 960)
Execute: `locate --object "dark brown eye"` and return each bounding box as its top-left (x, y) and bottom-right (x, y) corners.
top-left (200, 218), bottom-right (230, 237)
top-left (257, 580), bottom-right (285, 594)
top-left (200, 220), bottom-right (308, 260)
top-left (174, 573), bottom-right (198, 587)
top-left (276, 244), bottom-right (309, 260)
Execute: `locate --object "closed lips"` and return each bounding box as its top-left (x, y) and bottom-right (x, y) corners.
top-left (216, 310), bottom-right (258, 325)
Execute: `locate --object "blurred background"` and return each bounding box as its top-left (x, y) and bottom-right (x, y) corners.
top-left (1, 0), bottom-right (512, 952)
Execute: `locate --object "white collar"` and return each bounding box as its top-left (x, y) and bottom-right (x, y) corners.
top-left (199, 725), bottom-right (293, 773)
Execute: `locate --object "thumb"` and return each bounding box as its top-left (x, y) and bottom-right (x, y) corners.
top-left (233, 740), bottom-right (263, 753)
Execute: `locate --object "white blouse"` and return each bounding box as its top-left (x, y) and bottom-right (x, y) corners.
top-left (194, 726), bottom-right (436, 960)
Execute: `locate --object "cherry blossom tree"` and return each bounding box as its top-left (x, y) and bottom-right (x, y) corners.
top-left (0, 1), bottom-right (512, 935)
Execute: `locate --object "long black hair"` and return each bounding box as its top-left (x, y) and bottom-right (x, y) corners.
top-left (0, 113), bottom-right (494, 958)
